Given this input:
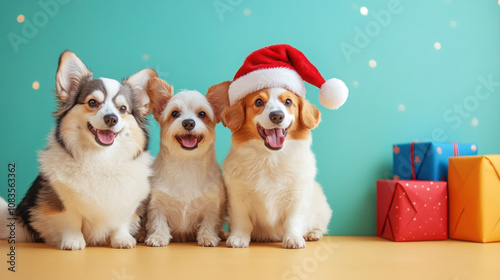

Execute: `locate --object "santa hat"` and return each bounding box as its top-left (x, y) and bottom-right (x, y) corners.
top-left (228, 44), bottom-right (348, 110)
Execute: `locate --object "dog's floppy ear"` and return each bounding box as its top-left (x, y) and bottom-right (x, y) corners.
top-left (146, 77), bottom-right (173, 121)
top-left (222, 101), bottom-right (246, 132)
top-left (56, 51), bottom-right (92, 104)
top-left (299, 98), bottom-right (321, 130)
top-left (125, 68), bottom-right (158, 116)
top-left (206, 81), bottom-right (231, 124)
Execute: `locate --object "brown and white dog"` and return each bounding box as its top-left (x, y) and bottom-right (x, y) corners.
top-left (144, 78), bottom-right (226, 247)
top-left (207, 81), bottom-right (333, 249)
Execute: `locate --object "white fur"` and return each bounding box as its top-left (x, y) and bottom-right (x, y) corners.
top-left (228, 68), bottom-right (306, 105)
top-left (224, 90), bottom-right (332, 249)
top-left (32, 132), bottom-right (151, 249)
top-left (88, 78), bottom-right (124, 133)
top-left (0, 198), bottom-right (32, 242)
top-left (145, 90), bottom-right (225, 247)
top-left (254, 88), bottom-right (295, 130)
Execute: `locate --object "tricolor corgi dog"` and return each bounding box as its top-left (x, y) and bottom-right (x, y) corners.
top-left (0, 51), bottom-right (155, 250)
top-left (144, 78), bottom-right (226, 247)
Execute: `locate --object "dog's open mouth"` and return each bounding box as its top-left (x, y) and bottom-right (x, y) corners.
top-left (257, 124), bottom-right (289, 150)
top-left (87, 122), bottom-right (118, 146)
top-left (175, 134), bottom-right (204, 150)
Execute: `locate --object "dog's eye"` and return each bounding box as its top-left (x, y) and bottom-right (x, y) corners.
top-left (284, 98), bottom-right (292, 107)
top-left (88, 99), bottom-right (98, 108)
top-left (171, 111), bottom-right (180, 118)
top-left (198, 111), bottom-right (206, 119)
top-left (119, 105), bottom-right (127, 114)
top-left (255, 99), bottom-right (264, 107)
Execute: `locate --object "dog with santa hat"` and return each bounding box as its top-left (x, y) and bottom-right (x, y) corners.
top-left (207, 44), bottom-right (348, 249)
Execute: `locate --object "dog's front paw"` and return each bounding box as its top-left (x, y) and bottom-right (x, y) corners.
top-left (283, 236), bottom-right (306, 249)
top-left (111, 234), bottom-right (137, 249)
top-left (145, 234), bottom-right (171, 247)
top-left (198, 234), bottom-right (221, 247)
top-left (305, 230), bottom-right (323, 241)
top-left (226, 235), bottom-right (250, 248)
top-left (60, 235), bottom-right (86, 250)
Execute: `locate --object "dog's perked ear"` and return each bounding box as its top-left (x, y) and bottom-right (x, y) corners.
top-left (55, 51), bottom-right (92, 115)
top-left (125, 68), bottom-right (158, 116)
top-left (299, 98), bottom-right (321, 130)
top-left (206, 81), bottom-right (231, 124)
top-left (146, 77), bottom-right (173, 121)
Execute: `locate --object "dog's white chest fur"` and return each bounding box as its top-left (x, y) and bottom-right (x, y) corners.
top-left (152, 156), bottom-right (222, 202)
top-left (147, 148), bottom-right (225, 244)
top-left (223, 138), bottom-right (331, 244)
top-left (38, 135), bottom-right (151, 243)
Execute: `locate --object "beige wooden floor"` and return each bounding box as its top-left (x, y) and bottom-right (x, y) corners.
top-left (1, 236), bottom-right (499, 280)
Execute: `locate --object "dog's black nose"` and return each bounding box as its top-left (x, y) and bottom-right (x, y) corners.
top-left (182, 119), bottom-right (196, 131)
top-left (104, 114), bottom-right (118, 127)
top-left (269, 111), bottom-right (285, 124)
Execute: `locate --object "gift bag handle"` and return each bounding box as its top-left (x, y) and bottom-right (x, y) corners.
top-left (410, 142), bottom-right (416, 180)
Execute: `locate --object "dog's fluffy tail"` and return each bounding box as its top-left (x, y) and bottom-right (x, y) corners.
top-left (0, 197), bottom-right (31, 241)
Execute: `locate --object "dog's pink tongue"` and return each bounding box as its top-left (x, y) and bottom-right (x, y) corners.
top-left (181, 135), bottom-right (197, 148)
top-left (265, 128), bottom-right (285, 148)
top-left (97, 130), bottom-right (116, 145)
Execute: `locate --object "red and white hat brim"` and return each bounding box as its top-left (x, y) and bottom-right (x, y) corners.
top-left (228, 67), bottom-right (306, 106)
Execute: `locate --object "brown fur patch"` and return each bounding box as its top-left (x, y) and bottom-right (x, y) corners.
top-left (134, 195), bottom-right (150, 242)
top-left (113, 95), bottom-right (130, 119)
top-left (289, 97), bottom-right (321, 140)
top-left (222, 90), bottom-right (268, 146)
top-left (160, 106), bottom-right (179, 127)
top-left (299, 98), bottom-right (321, 130)
top-left (36, 184), bottom-right (65, 215)
top-left (201, 114), bottom-right (216, 129)
top-left (200, 116), bottom-right (216, 147)
top-left (200, 107), bottom-right (217, 145)
top-left (147, 77), bottom-right (173, 121)
top-left (206, 81), bottom-right (231, 123)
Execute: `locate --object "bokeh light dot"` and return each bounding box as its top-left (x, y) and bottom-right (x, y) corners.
top-left (360, 7), bottom-right (368, 16)
top-left (369, 59), bottom-right (377, 68)
top-left (352, 81), bottom-right (359, 88)
top-left (17, 14), bottom-right (25, 23)
top-left (434, 42), bottom-right (441, 50)
top-left (243, 9), bottom-right (251, 16)
top-left (450, 20), bottom-right (457, 28)
top-left (142, 54), bottom-right (149, 61)
top-left (398, 104), bottom-right (406, 112)
top-left (32, 81), bottom-right (40, 90)
top-left (471, 118), bottom-right (479, 127)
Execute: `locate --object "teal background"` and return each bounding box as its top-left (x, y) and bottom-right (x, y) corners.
top-left (1, 0), bottom-right (499, 236)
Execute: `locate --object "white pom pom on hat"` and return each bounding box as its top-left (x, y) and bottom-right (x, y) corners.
top-left (318, 78), bottom-right (348, 109)
top-left (227, 44), bottom-right (348, 109)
